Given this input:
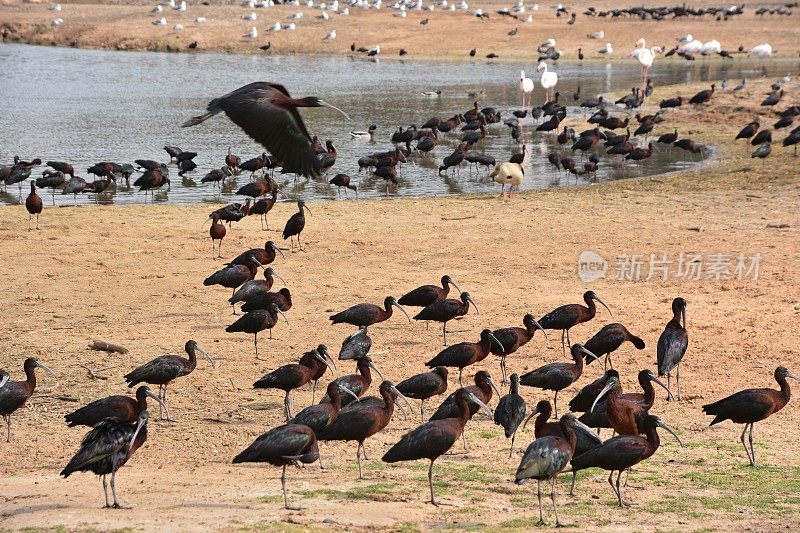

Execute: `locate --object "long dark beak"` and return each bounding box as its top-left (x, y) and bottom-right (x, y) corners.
top-left (270, 244), bottom-right (286, 260)
top-left (466, 392), bottom-right (493, 417)
top-left (317, 348), bottom-right (337, 372)
top-left (579, 346), bottom-right (600, 362)
top-left (467, 296), bottom-right (479, 315)
top-left (391, 385), bottom-right (415, 414)
top-left (145, 390), bottom-right (168, 413)
top-left (303, 204), bottom-right (312, 216)
top-left (393, 302), bottom-right (411, 322)
top-left (681, 306), bottom-right (686, 329)
top-left (318, 100), bottom-right (351, 121)
top-left (272, 270), bottom-right (287, 286)
top-left (590, 379), bottom-right (617, 413)
top-left (488, 332), bottom-right (505, 354)
top-left (786, 371), bottom-right (800, 381)
top-left (35, 362), bottom-right (56, 378)
top-left (521, 407), bottom-right (542, 431)
top-left (488, 377), bottom-right (502, 399)
top-left (571, 418), bottom-right (597, 436)
top-left (195, 345), bottom-right (217, 369)
top-left (656, 419), bottom-right (684, 447)
top-left (276, 308), bottom-right (290, 325)
top-left (313, 351), bottom-right (332, 369)
top-left (129, 411), bottom-right (148, 449)
top-left (648, 372), bottom-right (674, 400)
top-left (531, 317), bottom-right (548, 339)
top-left (594, 296), bottom-right (612, 317)
top-left (448, 280), bottom-right (462, 293)
top-left (369, 360), bottom-right (386, 381)
top-left (250, 257), bottom-right (265, 270)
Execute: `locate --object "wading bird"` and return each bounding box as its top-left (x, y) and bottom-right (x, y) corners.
top-left (583, 323), bottom-right (645, 370)
top-left (538, 291), bottom-right (612, 355)
top-left (490, 314), bottom-right (547, 383)
top-left (283, 200), bottom-right (311, 252)
top-left (396, 367), bottom-right (449, 422)
top-left (0, 358), bottom-right (55, 442)
top-left (426, 329), bottom-right (504, 386)
top-left (520, 344), bottom-right (599, 416)
top-left (494, 373), bottom-right (527, 456)
top-left (414, 292), bottom-right (478, 345)
top-left (65, 386), bottom-right (165, 427)
top-left (226, 303), bottom-right (290, 359)
top-left (330, 296), bottom-right (410, 329)
top-left (657, 297), bottom-right (688, 400)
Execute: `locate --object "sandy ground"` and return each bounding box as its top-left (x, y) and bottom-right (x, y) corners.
top-left (1, 0), bottom-right (799, 60)
top-left (1, 74), bottom-right (800, 532)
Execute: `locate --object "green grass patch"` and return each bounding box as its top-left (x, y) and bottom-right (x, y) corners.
top-left (298, 482), bottom-right (402, 502)
top-left (684, 465), bottom-right (800, 514)
top-left (258, 494), bottom-right (283, 504)
top-left (240, 522), bottom-right (324, 532)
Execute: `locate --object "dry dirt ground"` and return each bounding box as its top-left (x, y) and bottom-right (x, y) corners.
top-left (0, 0), bottom-right (799, 60)
top-left (1, 76), bottom-right (800, 531)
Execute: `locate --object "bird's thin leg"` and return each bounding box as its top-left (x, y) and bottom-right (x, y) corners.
top-left (28, 213), bottom-right (32, 231)
top-left (461, 430), bottom-right (468, 450)
top-left (110, 469), bottom-right (120, 508)
top-left (536, 480), bottom-right (544, 525)
top-left (298, 234), bottom-right (304, 252)
top-left (255, 333), bottom-right (266, 361)
top-left (102, 474), bottom-right (110, 508)
top-left (4, 414), bottom-right (9, 442)
top-left (281, 465), bottom-right (289, 509)
top-left (560, 329), bottom-right (566, 356)
top-left (218, 239), bottom-right (222, 259)
top-left (509, 432), bottom-right (516, 458)
top-left (566, 329), bottom-right (571, 349)
top-left (607, 471), bottom-right (617, 499)
top-left (420, 399), bottom-right (425, 423)
top-left (284, 391), bottom-right (291, 421)
top-left (676, 363), bottom-right (681, 400)
top-left (666, 373), bottom-right (672, 401)
top-left (749, 423), bottom-right (757, 466)
top-left (318, 448), bottom-right (326, 471)
top-left (163, 386), bottom-right (171, 421)
top-left (428, 459), bottom-right (439, 506)
top-left (442, 322), bottom-right (447, 346)
top-left (500, 357), bottom-right (508, 385)
top-left (616, 470), bottom-right (627, 507)
top-left (356, 443), bottom-right (363, 479)
top-left (311, 380), bottom-right (317, 404)
top-left (553, 390), bottom-right (559, 418)
top-left (458, 368), bottom-right (464, 388)
top-left (551, 477), bottom-right (562, 527)
top-left (569, 471), bottom-right (577, 496)
top-left (269, 328), bottom-right (273, 340)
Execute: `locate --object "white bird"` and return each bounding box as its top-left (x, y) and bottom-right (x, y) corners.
top-left (523, 14), bottom-right (532, 22)
top-left (323, 29), bottom-right (336, 40)
top-left (630, 39), bottom-right (661, 87)
top-left (317, 11), bottom-right (330, 19)
top-left (748, 43), bottom-right (773, 59)
top-left (420, 90), bottom-right (442, 97)
top-left (677, 33), bottom-right (693, 43)
top-left (242, 12), bottom-right (258, 20)
top-left (395, 10), bottom-right (406, 16)
top-left (287, 11), bottom-right (304, 19)
top-left (243, 0), bottom-right (256, 6)
top-left (536, 62), bottom-right (557, 101)
top-left (152, 4), bottom-right (164, 12)
top-left (598, 42), bottom-right (613, 56)
top-left (195, 16), bottom-right (206, 23)
top-left (283, 22), bottom-right (297, 29)
top-left (367, 45), bottom-right (380, 56)
top-left (153, 17), bottom-right (168, 25)
top-left (49, 3), bottom-right (62, 11)
top-left (490, 162), bottom-right (524, 199)
top-left (269, 21), bottom-right (282, 31)
top-left (173, 23), bottom-right (184, 30)
top-left (51, 17), bottom-right (64, 27)
top-left (587, 31), bottom-right (604, 39)
top-left (700, 39), bottom-right (721, 56)
top-left (167, 0), bottom-right (176, 7)
top-left (245, 26), bottom-right (258, 38)
top-left (519, 70), bottom-right (534, 108)
top-left (173, 1), bottom-right (187, 11)
top-left (679, 39), bottom-right (703, 55)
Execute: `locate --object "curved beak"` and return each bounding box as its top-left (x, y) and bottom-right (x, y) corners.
top-left (594, 296), bottom-right (612, 317)
top-left (572, 418), bottom-right (596, 436)
top-left (786, 371), bottom-right (800, 381)
top-left (647, 372), bottom-right (674, 400)
top-left (250, 257), bottom-right (264, 270)
top-left (466, 392), bottom-right (493, 417)
top-left (590, 379), bottom-right (617, 413)
top-left (275, 308), bottom-right (290, 325)
top-left (35, 362), bottom-right (56, 378)
top-left (656, 419), bottom-right (684, 447)
top-left (195, 345), bottom-right (217, 369)
top-left (272, 270), bottom-right (287, 287)
top-left (467, 296), bottom-right (479, 315)
top-left (487, 332), bottom-right (505, 354)
top-left (392, 302), bottom-right (411, 323)
top-left (270, 244), bottom-right (286, 260)
top-left (391, 385), bottom-right (415, 414)
top-left (579, 346), bottom-right (600, 362)
top-left (129, 411), bottom-right (148, 449)
top-left (0, 375), bottom-right (9, 388)
top-left (521, 407), bottom-right (542, 431)
top-left (340, 386), bottom-right (361, 403)
top-left (318, 100), bottom-right (351, 121)
top-left (448, 280), bottom-right (462, 293)
top-left (303, 204), bottom-right (312, 216)
top-left (369, 360), bottom-right (386, 381)
top-left (487, 377), bottom-right (502, 399)
top-left (313, 351), bottom-right (332, 369)
top-left (681, 306), bottom-right (687, 329)
top-left (317, 348), bottom-right (337, 372)
top-left (531, 318), bottom-right (548, 339)
top-left (145, 390), bottom-right (168, 413)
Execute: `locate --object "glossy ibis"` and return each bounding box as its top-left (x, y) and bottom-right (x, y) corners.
top-left (283, 200), bottom-right (311, 252)
top-left (61, 410), bottom-right (149, 508)
top-left (124, 340), bottom-right (214, 420)
top-left (383, 388), bottom-right (492, 505)
top-left (514, 414), bottom-right (593, 527)
top-left (318, 380), bottom-right (403, 478)
top-left (229, 267), bottom-right (286, 306)
top-left (523, 399), bottom-right (602, 457)
top-left (25, 182), bottom-right (43, 230)
top-left (65, 386), bottom-right (165, 427)
top-left (228, 241), bottom-right (284, 267)
top-left (736, 120), bottom-right (760, 142)
top-left (519, 344), bottom-right (599, 417)
top-left (398, 275), bottom-right (461, 313)
top-left (254, 346), bottom-right (333, 420)
top-left (657, 297), bottom-right (688, 400)
top-left (329, 173), bottom-right (357, 197)
top-left (689, 84), bottom-right (715, 105)
top-left (62, 175), bottom-right (88, 203)
top-left (569, 414), bottom-right (682, 506)
top-left (338, 326), bottom-right (372, 360)
top-left (490, 314), bottom-right (547, 384)
top-left (249, 188), bottom-right (279, 230)
top-left (583, 323), bottom-right (645, 370)
top-left (429, 370), bottom-right (500, 432)
top-left (46, 160), bottom-right (75, 177)
top-left (425, 329), bottom-right (503, 386)
top-left (751, 142), bottom-right (771, 160)
top-left (659, 96), bottom-right (683, 109)
top-left (0, 371), bottom-right (8, 389)
top-left (226, 303), bottom-right (290, 359)
top-left (0, 358), bottom-right (54, 442)
top-left (582, 369), bottom-right (673, 434)
top-left (203, 256), bottom-right (263, 313)
top-left (209, 213), bottom-right (226, 258)
top-left (183, 82), bottom-right (349, 179)
top-left (330, 296), bottom-right (410, 329)
top-left (320, 355), bottom-right (383, 406)
top-left (568, 369), bottom-right (615, 413)
top-left (36, 170), bottom-right (67, 204)
top-left (538, 290), bottom-right (612, 355)
top-left (396, 366), bottom-right (449, 421)
top-left (233, 423), bottom-right (319, 509)
top-left (236, 178), bottom-right (274, 199)
top-left (703, 366), bottom-right (798, 466)
top-left (240, 288), bottom-right (292, 313)
top-left (290, 382), bottom-right (359, 469)
top-left (414, 292), bottom-right (478, 345)
top-left (494, 373), bottom-right (526, 457)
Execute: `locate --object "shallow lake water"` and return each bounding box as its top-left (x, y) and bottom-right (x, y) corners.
top-left (0, 43), bottom-right (788, 206)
